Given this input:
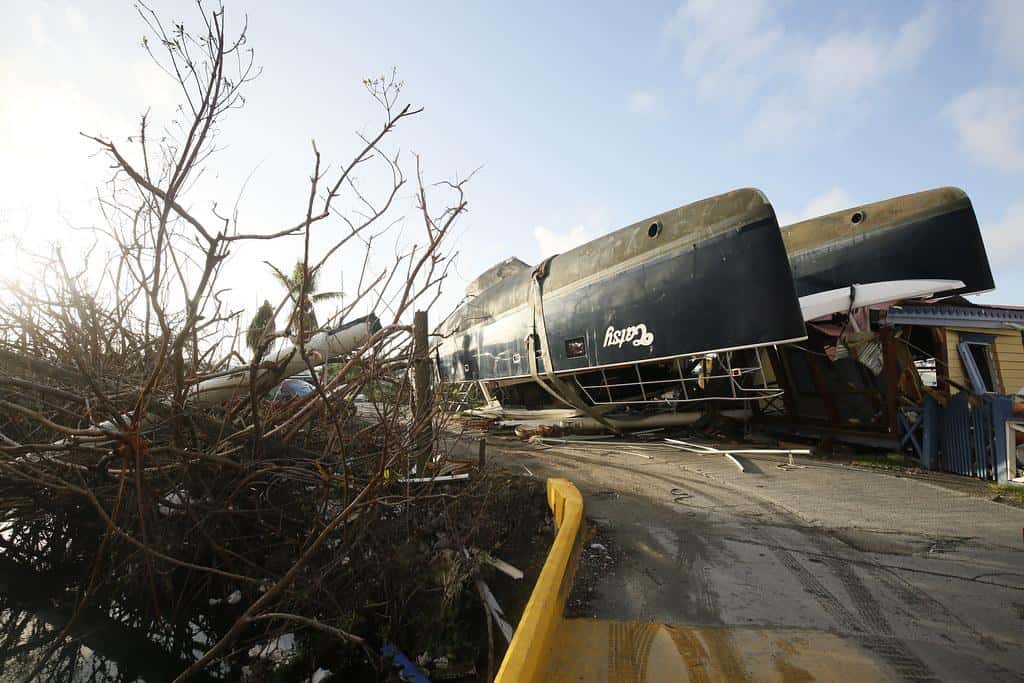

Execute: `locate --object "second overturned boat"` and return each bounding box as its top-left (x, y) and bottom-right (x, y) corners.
top-left (784, 187), bottom-right (994, 320)
top-left (436, 188), bottom-right (807, 414)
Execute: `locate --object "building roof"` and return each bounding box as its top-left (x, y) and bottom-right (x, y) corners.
top-left (884, 302), bottom-right (1024, 329)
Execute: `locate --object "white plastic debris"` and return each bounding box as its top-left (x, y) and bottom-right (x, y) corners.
top-left (190, 621), bottom-right (210, 646)
top-left (248, 633), bottom-right (296, 661)
top-left (397, 473), bottom-right (470, 484)
top-left (157, 489), bottom-right (190, 516)
top-left (481, 552), bottom-right (524, 580)
top-left (475, 579), bottom-right (513, 642)
top-left (311, 667), bottom-right (332, 683)
top-left (226, 590), bottom-right (242, 605)
top-left (590, 543), bottom-right (606, 552)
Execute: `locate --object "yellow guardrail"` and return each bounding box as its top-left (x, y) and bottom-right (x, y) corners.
top-left (495, 478), bottom-right (583, 683)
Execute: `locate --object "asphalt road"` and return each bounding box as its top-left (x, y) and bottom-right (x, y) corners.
top-left (479, 434), bottom-right (1024, 682)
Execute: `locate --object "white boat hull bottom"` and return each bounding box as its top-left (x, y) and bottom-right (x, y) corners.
top-left (798, 279), bottom-right (964, 322)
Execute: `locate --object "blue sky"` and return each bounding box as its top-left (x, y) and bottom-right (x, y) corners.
top-left (2, 0), bottom-right (1022, 328)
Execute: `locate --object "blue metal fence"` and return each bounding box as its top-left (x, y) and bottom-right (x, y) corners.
top-left (901, 393), bottom-right (1015, 482)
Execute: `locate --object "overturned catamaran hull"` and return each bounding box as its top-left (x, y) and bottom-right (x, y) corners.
top-left (784, 187), bottom-right (994, 305)
top-left (436, 189), bottom-right (806, 411)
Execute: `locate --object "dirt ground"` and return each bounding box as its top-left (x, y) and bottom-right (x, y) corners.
top-left (460, 432), bottom-right (1024, 682)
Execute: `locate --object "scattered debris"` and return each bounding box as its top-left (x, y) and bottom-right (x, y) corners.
top-left (398, 473), bottom-right (471, 484)
top-left (777, 453), bottom-right (807, 471)
top-left (480, 551), bottom-right (524, 580)
top-left (533, 437), bottom-right (656, 459)
top-left (248, 633), bottom-right (296, 662)
top-left (382, 642), bottom-right (430, 683)
top-left (567, 522), bottom-right (618, 617)
top-left (157, 489), bottom-right (190, 516)
top-left (664, 438), bottom-right (811, 457)
top-left (474, 579), bottom-right (514, 642)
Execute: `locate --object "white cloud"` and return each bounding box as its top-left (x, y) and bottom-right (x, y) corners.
top-left (776, 187), bottom-right (852, 226)
top-left (666, 2), bottom-right (942, 145)
top-left (533, 224), bottom-right (591, 258)
top-left (667, 0), bottom-right (783, 104)
top-left (627, 89), bottom-right (658, 114)
top-left (982, 200), bottom-right (1024, 268)
top-left (943, 85), bottom-right (1024, 172)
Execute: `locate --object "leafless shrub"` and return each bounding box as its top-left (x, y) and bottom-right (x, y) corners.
top-left (0, 3), bottom-right (491, 680)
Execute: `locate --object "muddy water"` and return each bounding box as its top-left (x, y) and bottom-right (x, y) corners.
top-left (0, 518), bottom-right (222, 682)
top-left (0, 569), bottom-right (225, 681)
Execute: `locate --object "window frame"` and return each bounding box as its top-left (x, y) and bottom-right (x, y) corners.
top-left (956, 332), bottom-right (1002, 394)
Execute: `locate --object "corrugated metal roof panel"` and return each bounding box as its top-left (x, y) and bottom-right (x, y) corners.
top-left (884, 304), bottom-right (1024, 329)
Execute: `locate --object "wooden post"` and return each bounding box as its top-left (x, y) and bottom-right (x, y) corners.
top-left (931, 326), bottom-right (950, 396)
top-left (881, 327), bottom-right (899, 434)
top-left (413, 310), bottom-right (434, 474)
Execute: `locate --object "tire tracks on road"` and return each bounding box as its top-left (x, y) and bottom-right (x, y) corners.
top-left (527, 443), bottom-right (941, 681)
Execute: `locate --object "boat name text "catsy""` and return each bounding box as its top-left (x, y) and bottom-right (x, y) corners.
top-left (603, 323), bottom-right (654, 349)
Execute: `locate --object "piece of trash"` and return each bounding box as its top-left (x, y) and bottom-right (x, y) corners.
top-left (521, 464), bottom-right (534, 477)
top-left (208, 598), bottom-right (222, 606)
top-left (433, 655), bottom-right (449, 669)
top-left (777, 453), bottom-right (806, 471)
top-left (382, 642), bottom-right (431, 683)
top-left (226, 590), bottom-right (242, 605)
top-left (626, 451), bottom-right (655, 460)
top-left (248, 633), bottom-right (296, 661)
top-left (157, 489), bottom-right (189, 516)
top-left (311, 668), bottom-right (332, 683)
top-left (481, 551), bottom-right (524, 579)
top-left (475, 579), bottom-right (514, 642)
top-left (398, 474), bottom-right (470, 484)
top-left (590, 542), bottom-right (606, 552)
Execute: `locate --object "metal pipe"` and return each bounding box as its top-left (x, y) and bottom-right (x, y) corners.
top-left (558, 409), bottom-right (752, 431)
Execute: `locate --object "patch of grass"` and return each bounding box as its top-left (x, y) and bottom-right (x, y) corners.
top-left (989, 483), bottom-right (1024, 508)
top-left (851, 452), bottom-right (909, 470)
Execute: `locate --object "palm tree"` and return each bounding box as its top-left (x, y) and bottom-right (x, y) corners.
top-left (266, 261), bottom-right (342, 339)
top-left (246, 299), bottom-right (276, 356)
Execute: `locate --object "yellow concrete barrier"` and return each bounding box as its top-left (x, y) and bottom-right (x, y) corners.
top-left (495, 478), bottom-right (583, 683)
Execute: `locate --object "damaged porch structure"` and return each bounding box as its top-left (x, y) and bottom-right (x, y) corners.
top-left (758, 298), bottom-right (1024, 482)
